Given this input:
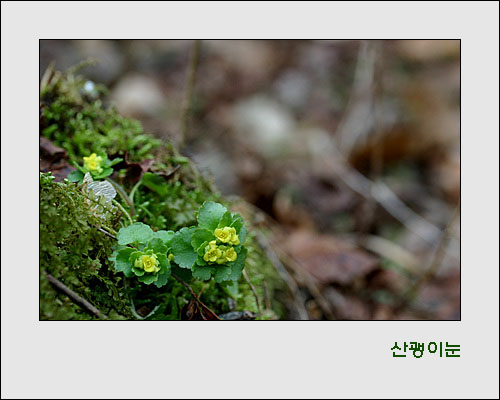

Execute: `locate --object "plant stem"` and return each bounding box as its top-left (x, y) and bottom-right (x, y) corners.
top-left (129, 179), bottom-right (143, 205)
top-left (112, 199), bottom-right (134, 226)
top-left (172, 272), bottom-right (221, 320)
top-left (106, 177), bottom-right (136, 216)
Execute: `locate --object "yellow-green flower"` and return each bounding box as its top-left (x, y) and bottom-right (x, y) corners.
top-left (229, 231), bottom-right (240, 246)
top-left (214, 227), bottom-right (232, 243)
top-left (224, 247), bottom-right (237, 262)
top-left (204, 244), bottom-right (222, 263)
top-left (134, 254), bottom-right (160, 273)
top-left (83, 153), bottom-right (103, 174)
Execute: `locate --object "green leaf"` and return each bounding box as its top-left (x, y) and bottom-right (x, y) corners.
top-left (170, 227), bottom-right (197, 269)
top-left (117, 222), bottom-right (154, 245)
top-left (191, 228), bottom-right (214, 252)
top-left (142, 172), bottom-right (169, 196)
top-left (197, 201), bottom-right (227, 231)
top-left (196, 241), bottom-right (209, 256)
top-left (154, 270), bottom-right (171, 288)
top-left (228, 247), bottom-right (247, 281)
top-left (214, 265), bottom-right (232, 283)
top-left (217, 211), bottom-right (233, 228)
top-left (171, 265), bottom-right (192, 282)
top-left (146, 238), bottom-right (168, 254)
top-left (93, 167), bottom-right (114, 180)
top-left (154, 230), bottom-right (175, 244)
top-left (108, 157), bottom-right (123, 166)
top-left (192, 264), bottom-right (214, 281)
top-left (138, 274), bottom-right (158, 284)
top-left (230, 214), bottom-right (244, 233)
top-left (67, 170), bottom-right (84, 183)
top-left (132, 266), bottom-right (145, 276)
top-left (238, 225), bottom-right (247, 244)
top-left (114, 248), bottom-right (135, 277)
top-left (220, 280), bottom-right (239, 299)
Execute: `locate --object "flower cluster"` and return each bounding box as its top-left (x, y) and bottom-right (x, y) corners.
top-left (113, 223), bottom-right (174, 287)
top-left (203, 240), bottom-right (238, 264)
top-left (214, 226), bottom-right (240, 245)
top-left (113, 202), bottom-right (248, 286)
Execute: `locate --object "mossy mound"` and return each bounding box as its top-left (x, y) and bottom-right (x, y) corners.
top-left (39, 64), bottom-right (289, 320)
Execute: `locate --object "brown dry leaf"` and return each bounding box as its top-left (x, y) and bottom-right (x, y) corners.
top-left (181, 300), bottom-right (219, 321)
top-left (39, 136), bottom-right (76, 182)
top-left (112, 152), bottom-right (155, 185)
top-left (281, 230), bottom-right (379, 285)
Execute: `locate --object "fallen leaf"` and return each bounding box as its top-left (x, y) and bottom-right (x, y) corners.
top-left (281, 230), bottom-right (378, 285)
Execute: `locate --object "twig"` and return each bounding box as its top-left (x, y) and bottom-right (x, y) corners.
top-left (179, 39), bottom-right (201, 150)
top-left (255, 233), bottom-right (310, 320)
top-left (97, 226), bottom-right (117, 240)
top-left (171, 272), bottom-right (221, 320)
top-left (400, 201), bottom-right (461, 309)
top-left (319, 147), bottom-right (459, 257)
top-left (42, 270), bottom-right (108, 319)
top-left (343, 233), bottom-right (420, 275)
top-left (272, 244), bottom-right (337, 320)
top-left (242, 269), bottom-right (261, 315)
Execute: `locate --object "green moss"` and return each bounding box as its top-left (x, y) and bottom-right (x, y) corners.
top-left (39, 66), bottom-right (289, 320)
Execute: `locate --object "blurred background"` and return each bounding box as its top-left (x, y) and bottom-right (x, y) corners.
top-left (40, 40), bottom-right (460, 320)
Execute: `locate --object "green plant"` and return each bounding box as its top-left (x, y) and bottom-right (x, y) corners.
top-left (67, 152), bottom-right (123, 183)
top-left (111, 202), bottom-right (248, 288)
top-left (113, 223), bottom-right (174, 288)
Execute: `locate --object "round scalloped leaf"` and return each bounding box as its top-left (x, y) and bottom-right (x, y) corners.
top-left (214, 265), bottom-right (232, 283)
top-left (154, 230), bottom-right (175, 244)
top-left (171, 227), bottom-right (198, 269)
top-left (191, 228), bottom-right (214, 252)
top-left (227, 247), bottom-right (247, 281)
top-left (197, 201), bottom-right (227, 231)
top-left (192, 264), bottom-right (215, 281)
top-left (132, 266), bottom-right (145, 276)
top-left (117, 222), bottom-right (154, 245)
top-left (138, 274), bottom-right (159, 284)
top-left (154, 269), bottom-right (171, 288)
top-left (217, 211), bottom-right (233, 228)
top-left (114, 248), bottom-right (135, 277)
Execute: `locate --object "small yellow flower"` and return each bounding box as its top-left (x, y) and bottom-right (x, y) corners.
top-left (214, 227), bottom-right (232, 243)
top-left (135, 254), bottom-right (160, 273)
top-left (229, 231), bottom-right (240, 246)
top-left (204, 245), bottom-right (222, 263)
top-left (224, 247), bottom-right (237, 262)
top-left (214, 245), bottom-right (228, 264)
top-left (83, 153), bottom-right (103, 174)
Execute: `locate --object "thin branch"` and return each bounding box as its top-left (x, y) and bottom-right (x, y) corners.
top-left (319, 146), bottom-right (459, 258)
top-left (400, 201), bottom-right (461, 310)
top-left (42, 270), bottom-right (108, 319)
top-left (254, 232), bottom-right (310, 320)
top-left (242, 269), bottom-right (261, 315)
top-left (97, 226), bottom-right (117, 240)
top-left (171, 272), bottom-right (221, 320)
top-left (179, 39), bottom-right (201, 150)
